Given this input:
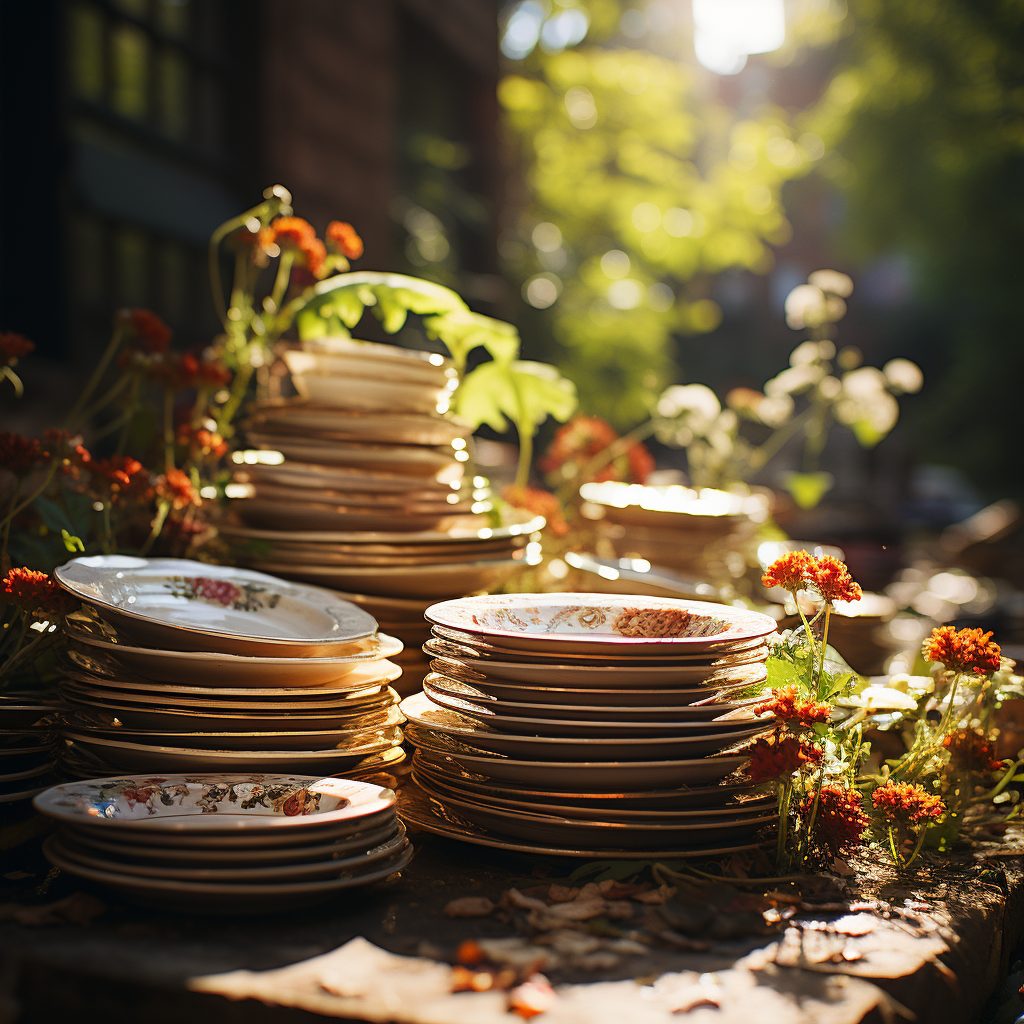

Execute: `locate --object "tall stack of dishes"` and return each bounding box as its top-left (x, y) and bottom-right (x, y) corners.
top-left (399, 594), bottom-right (780, 858)
top-left (579, 482), bottom-right (769, 584)
top-left (34, 774), bottom-right (411, 913)
top-left (53, 556), bottom-right (406, 778)
top-left (224, 338), bottom-right (543, 693)
top-left (0, 695), bottom-right (60, 805)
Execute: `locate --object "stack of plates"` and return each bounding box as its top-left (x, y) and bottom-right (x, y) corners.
top-left (579, 482), bottom-right (769, 580)
top-left (221, 337), bottom-right (547, 696)
top-left (35, 774), bottom-right (412, 913)
top-left (0, 695), bottom-right (61, 804)
top-left (53, 556), bottom-right (407, 776)
top-left (399, 593), bottom-right (779, 858)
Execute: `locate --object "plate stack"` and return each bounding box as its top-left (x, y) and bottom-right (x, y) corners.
top-left (222, 336), bottom-right (544, 695)
top-left (579, 482), bottom-right (769, 582)
top-left (399, 594), bottom-right (780, 858)
top-left (0, 695), bottom-right (61, 805)
top-left (35, 774), bottom-right (412, 913)
top-left (53, 556), bottom-right (406, 778)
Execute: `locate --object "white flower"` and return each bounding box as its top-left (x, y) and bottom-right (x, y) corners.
top-left (839, 685), bottom-right (919, 711)
top-left (808, 269), bottom-right (854, 297)
top-left (757, 394), bottom-right (794, 427)
top-left (764, 363), bottom-right (824, 397)
top-left (841, 366), bottom-right (887, 400)
top-left (657, 384), bottom-right (721, 430)
top-left (883, 358), bottom-right (923, 394)
top-left (784, 284), bottom-right (827, 330)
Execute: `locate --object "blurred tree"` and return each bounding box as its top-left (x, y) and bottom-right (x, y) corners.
top-left (806, 0), bottom-right (1024, 495)
top-left (498, 1), bottom-right (818, 426)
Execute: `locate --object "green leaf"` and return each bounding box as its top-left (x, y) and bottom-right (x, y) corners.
top-left (850, 418), bottom-right (886, 449)
top-left (33, 496), bottom-right (80, 538)
top-left (781, 470), bottom-right (835, 509)
top-left (424, 310), bottom-right (521, 369)
top-left (455, 360), bottom-right (578, 438)
top-left (295, 307), bottom-right (329, 341)
top-left (372, 290), bottom-right (409, 334)
top-left (766, 658), bottom-right (801, 689)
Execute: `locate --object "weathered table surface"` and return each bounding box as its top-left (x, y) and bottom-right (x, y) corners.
top-left (2, 800), bottom-right (1023, 1024)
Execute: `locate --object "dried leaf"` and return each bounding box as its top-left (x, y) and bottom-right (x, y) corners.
top-left (633, 885), bottom-right (678, 905)
top-left (547, 884), bottom-right (579, 903)
top-left (444, 897), bottom-right (495, 919)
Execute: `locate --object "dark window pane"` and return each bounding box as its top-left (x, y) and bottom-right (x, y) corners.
top-left (69, 211), bottom-right (106, 305)
top-left (195, 71), bottom-right (222, 155)
top-left (156, 239), bottom-right (188, 325)
top-left (68, 4), bottom-right (105, 102)
top-left (114, 225), bottom-right (149, 306)
top-left (157, 47), bottom-right (189, 139)
top-left (156, 0), bottom-right (191, 39)
top-left (112, 0), bottom-right (148, 18)
top-left (111, 23), bottom-right (150, 120)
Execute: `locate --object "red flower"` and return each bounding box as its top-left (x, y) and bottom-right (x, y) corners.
top-left (178, 425), bottom-right (228, 460)
top-left (871, 781), bottom-right (943, 825)
top-left (922, 625), bottom-right (1001, 676)
top-left (800, 783), bottom-right (869, 857)
top-left (326, 220), bottom-right (364, 260)
top-left (0, 567), bottom-right (77, 616)
top-left (942, 729), bottom-right (1004, 775)
top-left (0, 432), bottom-right (45, 475)
top-left (178, 352), bottom-right (231, 388)
top-left (157, 468), bottom-right (201, 510)
top-left (754, 684), bottom-right (832, 729)
top-left (122, 309), bottom-right (172, 354)
top-left (502, 485), bottom-right (568, 536)
top-left (270, 216), bottom-right (317, 248)
top-left (809, 555), bottom-right (863, 604)
top-left (746, 732), bottom-right (822, 784)
top-left (539, 415), bottom-right (653, 484)
top-left (192, 577), bottom-right (241, 606)
top-left (0, 331), bottom-right (34, 365)
top-left (299, 236), bottom-right (327, 277)
top-left (761, 550), bottom-right (817, 592)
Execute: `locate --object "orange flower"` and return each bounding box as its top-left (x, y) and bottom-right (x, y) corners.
top-left (179, 352), bottom-right (231, 388)
top-left (88, 454), bottom-right (151, 499)
top-left (326, 220), bottom-right (364, 260)
top-left (809, 554), bottom-right (863, 604)
top-left (942, 729), bottom-right (1004, 775)
top-left (871, 781), bottom-right (943, 825)
top-left (0, 567), bottom-right (77, 616)
top-left (0, 432), bottom-right (45, 475)
top-left (922, 625), bottom-right (1001, 676)
top-left (299, 236), bottom-right (327, 277)
top-left (157, 468), bottom-right (201, 510)
top-left (178, 425), bottom-right (228, 460)
top-left (754, 684), bottom-right (832, 729)
top-left (270, 216), bottom-right (316, 248)
top-left (123, 309), bottom-right (172, 354)
top-left (539, 415), bottom-right (653, 484)
top-left (502, 485), bottom-right (567, 536)
top-left (746, 732), bottom-right (822, 784)
top-left (0, 331), bottom-right (34, 365)
top-left (799, 783), bottom-right (869, 857)
top-left (761, 550), bottom-right (817, 592)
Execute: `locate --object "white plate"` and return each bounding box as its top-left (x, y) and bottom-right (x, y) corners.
top-left (63, 619), bottom-right (402, 689)
top-left (243, 432), bottom-right (458, 475)
top-left (35, 774), bottom-right (396, 832)
top-left (232, 500), bottom-right (465, 534)
top-left (407, 730), bottom-right (748, 788)
top-left (216, 512), bottom-right (545, 546)
top-left (247, 405), bottom-right (468, 446)
top-left (288, 338), bottom-right (454, 384)
top-left (56, 557), bottom-right (378, 657)
top-left (55, 826), bottom-right (409, 882)
top-left (60, 733), bottom-right (402, 774)
top-left (426, 656), bottom-right (767, 701)
top-left (235, 460), bottom-right (459, 494)
top-left (43, 835), bottom-right (413, 912)
top-left (425, 594), bottom-right (777, 655)
top-left (289, 373), bottom-right (448, 416)
top-left (398, 781), bottom-right (762, 859)
top-left (248, 560), bottom-right (523, 600)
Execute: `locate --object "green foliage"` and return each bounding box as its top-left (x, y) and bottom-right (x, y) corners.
top-left (500, 7), bottom-right (819, 425)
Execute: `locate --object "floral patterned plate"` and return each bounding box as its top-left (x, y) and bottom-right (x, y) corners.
top-left (34, 774), bottom-right (396, 832)
top-left (55, 557), bottom-right (378, 657)
top-left (424, 594), bottom-right (778, 655)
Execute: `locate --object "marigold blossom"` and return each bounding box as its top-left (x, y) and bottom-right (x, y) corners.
top-left (0, 432), bottom-right (44, 475)
top-left (922, 625), bottom-right (1001, 676)
top-left (326, 221), bottom-right (364, 260)
top-left (0, 567), bottom-right (77, 615)
top-left (754, 684), bottom-right (832, 729)
top-left (810, 554), bottom-right (863, 604)
top-left (299, 236), bottom-right (327, 277)
top-left (501, 485), bottom-right (567, 536)
top-left (124, 309), bottom-right (172, 354)
top-left (871, 781), bottom-right (943, 825)
top-left (761, 550), bottom-right (817, 592)
top-left (157, 468), bottom-right (201, 510)
top-left (942, 729), bottom-right (1004, 775)
top-left (0, 331), bottom-right (34, 364)
top-left (270, 216), bottom-right (316, 248)
top-left (538, 415), bottom-right (653, 484)
top-left (746, 732), bottom-right (823, 784)
top-left (800, 784), bottom-right (869, 857)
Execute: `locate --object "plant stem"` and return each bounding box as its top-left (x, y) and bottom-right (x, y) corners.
top-left (163, 387), bottom-right (175, 472)
top-left (817, 605), bottom-right (832, 697)
top-left (557, 419), bottom-right (659, 504)
top-left (0, 459), bottom-right (59, 530)
top-left (75, 373), bottom-right (131, 425)
top-left (65, 324), bottom-right (125, 430)
top-left (743, 406), bottom-right (817, 478)
top-left (216, 363), bottom-right (254, 435)
top-left (776, 780), bottom-right (792, 871)
top-left (903, 827), bottom-right (930, 871)
top-left (137, 501), bottom-right (171, 558)
top-left (115, 376), bottom-right (140, 455)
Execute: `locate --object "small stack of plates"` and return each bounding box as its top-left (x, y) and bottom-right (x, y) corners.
top-left (579, 482), bottom-right (769, 581)
top-left (35, 774), bottom-right (412, 913)
top-left (53, 556), bottom-right (407, 776)
top-left (399, 593), bottom-right (779, 858)
top-left (0, 695), bottom-right (61, 804)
